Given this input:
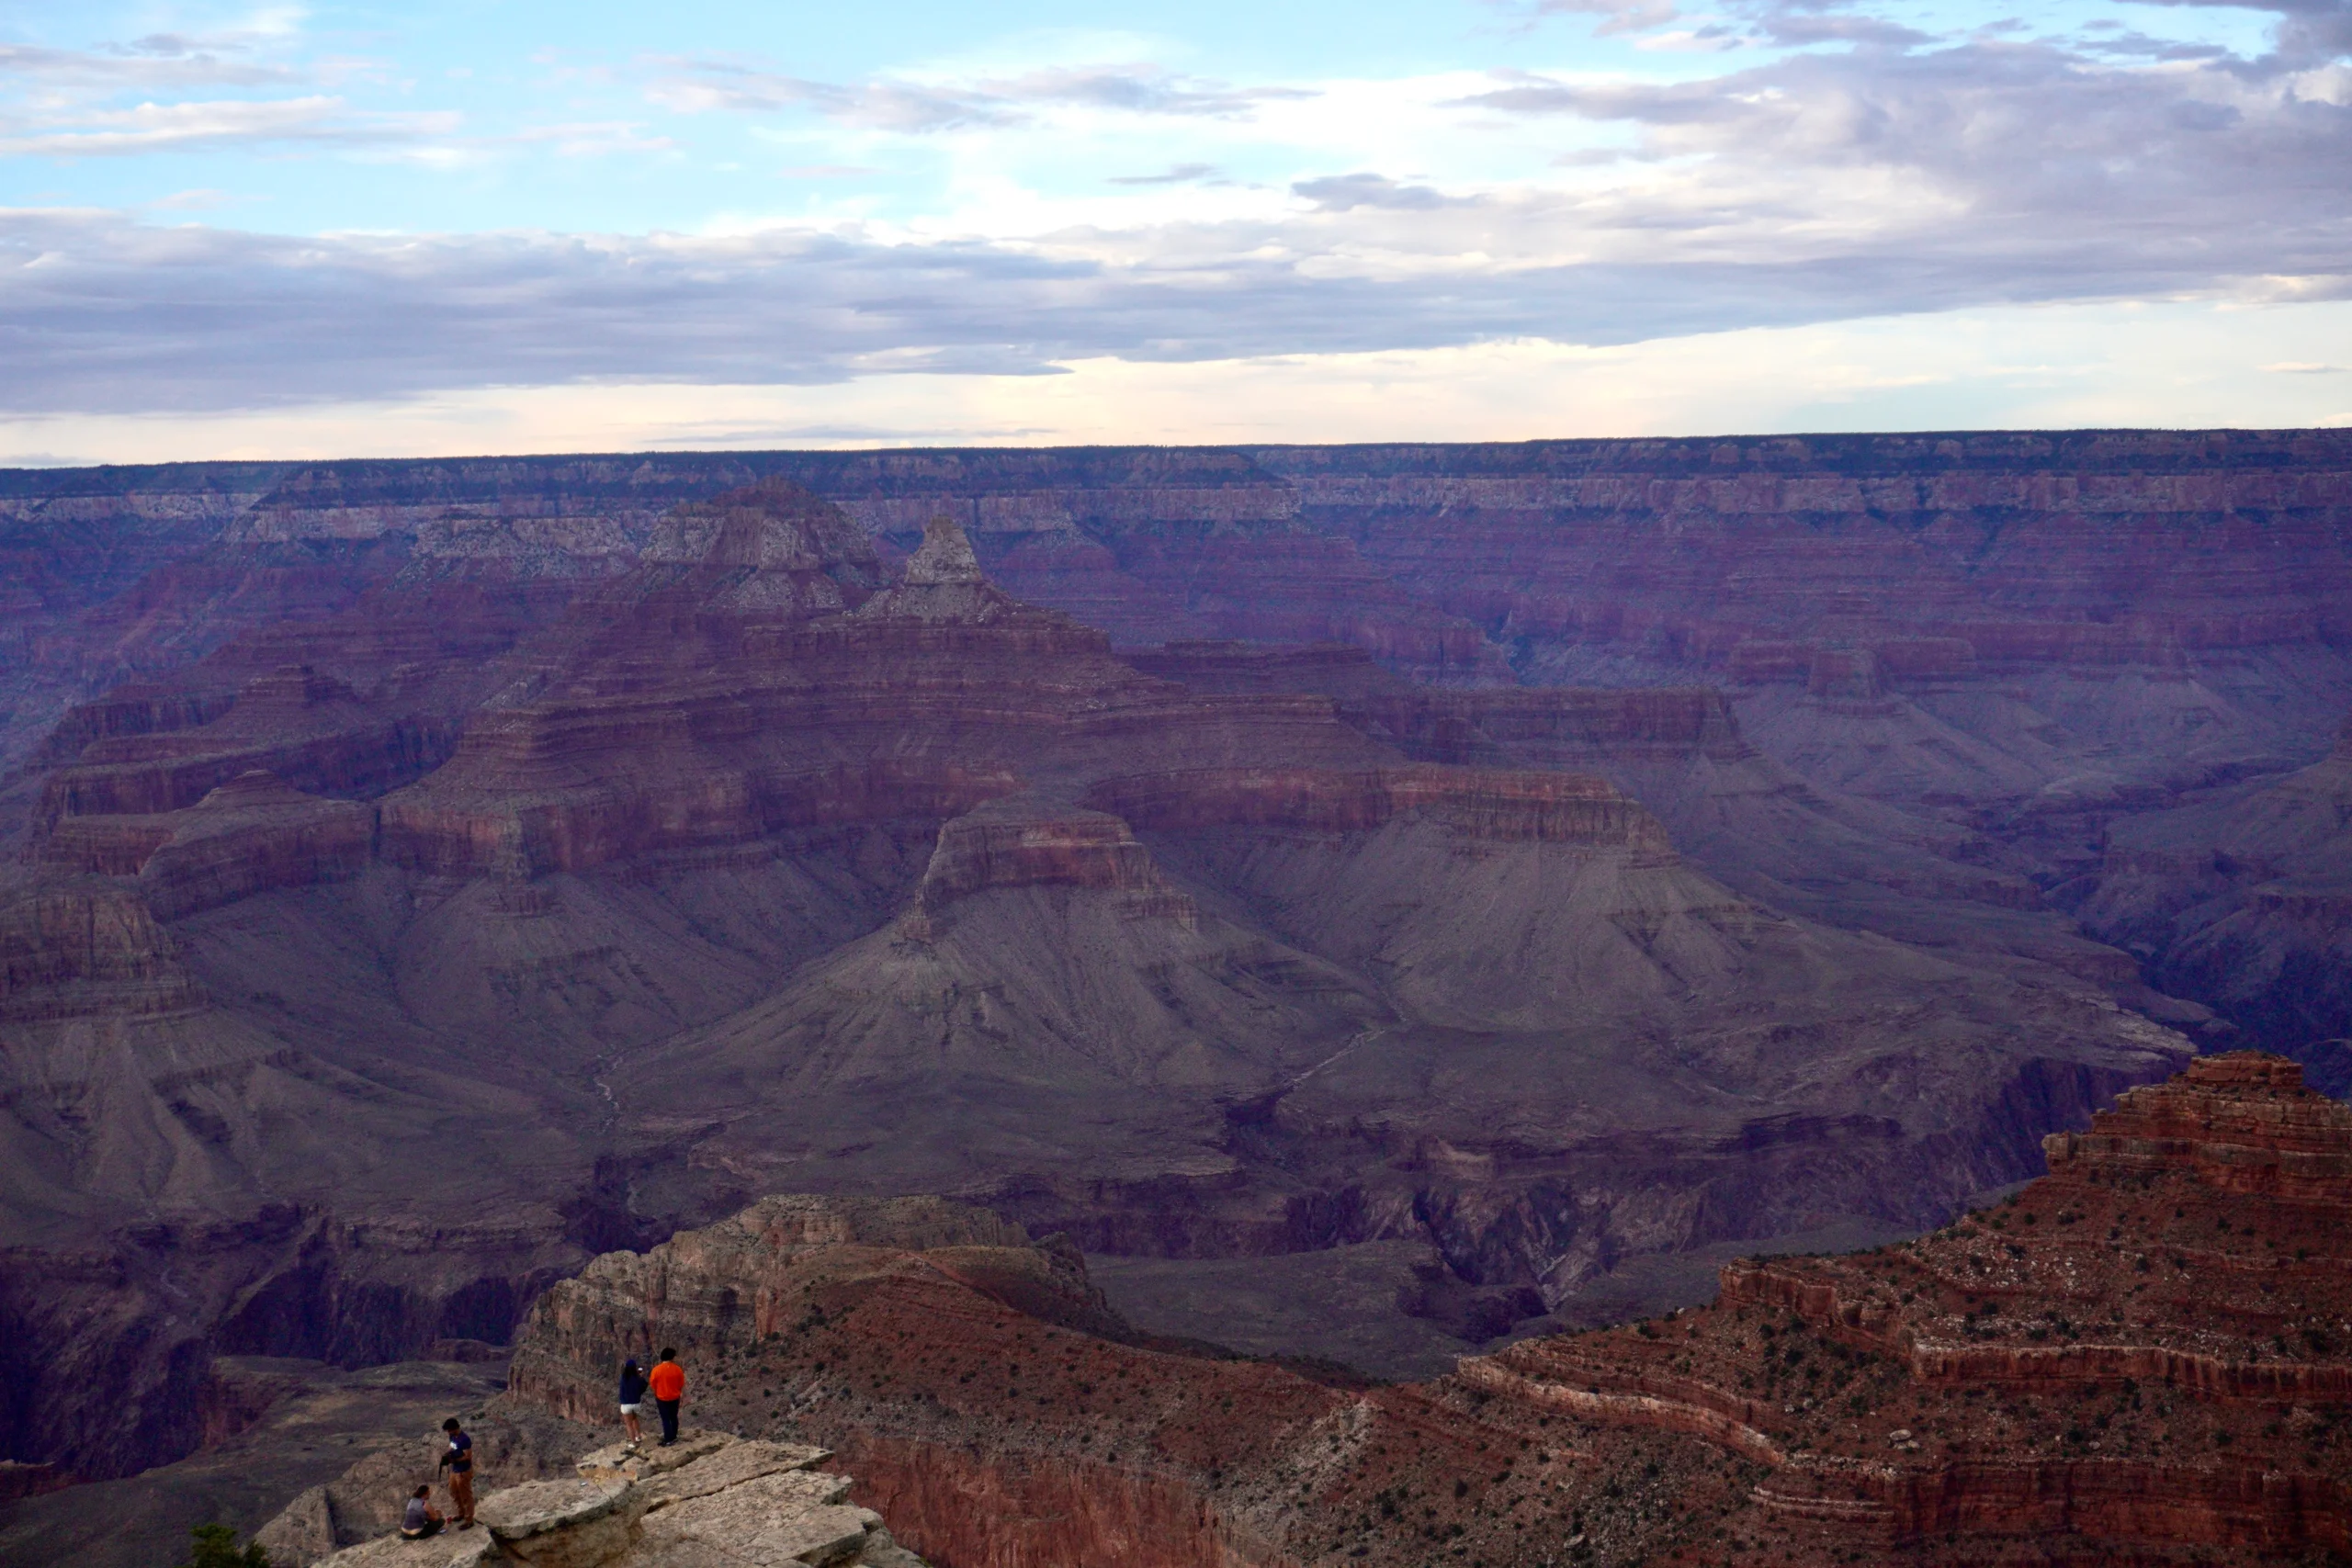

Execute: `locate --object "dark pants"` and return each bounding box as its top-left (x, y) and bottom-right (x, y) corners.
top-left (657, 1398), bottom-right (680, 1443)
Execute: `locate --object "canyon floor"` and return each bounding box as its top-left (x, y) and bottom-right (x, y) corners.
top-left (3, 433), bottom-right (2351, 1546)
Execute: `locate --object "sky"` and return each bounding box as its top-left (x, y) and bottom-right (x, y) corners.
top-left (0, 0), bottom-right (2347, 460)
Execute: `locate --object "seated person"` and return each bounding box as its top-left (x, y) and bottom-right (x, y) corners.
top-left (400, 1484), bottom-right (446, 1540)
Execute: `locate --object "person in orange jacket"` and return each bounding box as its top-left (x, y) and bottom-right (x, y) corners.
top-left (648, 1348), bottom-right (686, 1446)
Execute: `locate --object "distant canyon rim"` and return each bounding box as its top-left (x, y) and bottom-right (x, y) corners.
top-left (2, 428), bottom-right (2350, 1521)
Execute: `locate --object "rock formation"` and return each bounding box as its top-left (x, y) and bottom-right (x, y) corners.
top-left (294, 1431), bottom-right (922, 1568)
top-left (2068, 717), bottom-right (2352, 1091)
top-left (3, 435), bottom-right (2347, 1502)
top-left (503, 1054), bottom-right (2352, 1566)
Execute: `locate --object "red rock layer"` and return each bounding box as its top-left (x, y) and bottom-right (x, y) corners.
top-left (1088, 764), bottom-right (1671, 849)
top-left (2043, 1052), bottom-right (2352, 1205)
top-left (507, 1194), bottom-right (1734, 1568)
top-left (506, 1053), bottom-right (2352, 1567)
top-left (0, 880), bottom-right (197, 1019)
top-left (1252, 431), bottom-right (2352, 675)
top-left (37, 666), bottom-right (449, 825)
top-left (38, 771), bottom-right (373, 918)
top-left (1340, 686), bottom-right (1750, 768)
top-left (34, 684), bottom-right (241, 766)
top-left (911, 798), bottom-right (1197, 929)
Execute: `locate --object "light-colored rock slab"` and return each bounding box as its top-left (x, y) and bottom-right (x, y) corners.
top-left (639, 1439), bottom-right (831, 1510)
top-left (573, 1431), bottom-right (732, 1485)
top-left (319, 1429), bottom-right (922, 1568)
top-left (479, 1475), bottom-right (637, 1567)
top-left (746, 1503), bottom-right (874, 1567)
top-left (853, 1523), bottom-right (927, 1568)
top-left (479, 1475), bottom-right (634, 1540)
top-left (252, 1483), bottom-right (338, 1565)
top-left (639, 1470), bottom-right (860, 1564)
top-left (314, 1529), bottom-right (495, 1568)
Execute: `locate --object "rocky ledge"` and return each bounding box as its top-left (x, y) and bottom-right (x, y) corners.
top-left (309, 1431), bottom-right (922, 1568)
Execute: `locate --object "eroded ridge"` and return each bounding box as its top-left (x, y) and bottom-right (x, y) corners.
top-left (1468, 1051), bottom-right (2352, 1562)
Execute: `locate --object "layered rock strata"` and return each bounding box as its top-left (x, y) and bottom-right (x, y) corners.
top-left (1472, 1051), bottom-right (2352, 1562)
top-left (0, 467), bottom-right (2239, 1493)
top-left (507, 1054), bottom-right (2352, 1567)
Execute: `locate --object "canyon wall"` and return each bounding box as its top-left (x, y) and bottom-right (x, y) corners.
top-left (5, 435), bottom-right (2347, 1505)
top-left (502, 1054), bottom-right (2352, 1566)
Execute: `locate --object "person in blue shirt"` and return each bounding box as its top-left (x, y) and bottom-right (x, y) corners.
top-left (438, 1417), bottom-right (477, 1529)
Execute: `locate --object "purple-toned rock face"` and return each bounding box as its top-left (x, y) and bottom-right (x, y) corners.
top-left (0, 434), bottom-right (2346, 1525)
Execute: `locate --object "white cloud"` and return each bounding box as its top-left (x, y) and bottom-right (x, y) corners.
top-left (644, 56), bottom-right (1316, 131)
top-left (0, 96), bottom-right (458, 157)
top-left (0, 0), bottom-right (2346, 430)
top-left (8, 297), bottom-right (2352, 463)
top-left (0, 40), bottom-right (298, 93)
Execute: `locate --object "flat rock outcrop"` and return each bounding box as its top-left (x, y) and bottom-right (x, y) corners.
top-left (305, 1431), bottom-right (921, 1568)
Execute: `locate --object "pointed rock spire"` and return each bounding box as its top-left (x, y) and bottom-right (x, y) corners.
top-left (903, 514), bottom-right (985, 586)
top-left (853, 513), bottom-right (1038, 626)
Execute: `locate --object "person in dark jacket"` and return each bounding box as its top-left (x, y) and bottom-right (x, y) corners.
top-left (438, 1416), bottom-right (477, 1529)
top-left (617, 1357), bottom-right (649, 1450)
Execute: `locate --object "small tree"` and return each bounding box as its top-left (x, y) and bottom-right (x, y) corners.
top-left (180, 1523), bottom-right (270, 1568)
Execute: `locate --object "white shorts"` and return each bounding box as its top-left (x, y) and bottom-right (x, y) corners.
top-left (619, 1403), bottom-right (640, 1415)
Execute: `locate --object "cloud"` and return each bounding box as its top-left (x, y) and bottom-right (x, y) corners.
top-left (1291, 173), bottom-right (1461, 210)
top-left (646, 57), bottom-right (1314, 130)
top-left (1531, 0), bottom-right (1684, 38)
top-left (2131, 0), bottom-right (2352, 67)
top-left (1757, 12), bottom-right (1933, 49)
top-left (0, 96), bottom-right (459, 157)
top-left (1, 1), bottom-right (2346, 419)
top-left (5, 165), bottom-right (2344, 421)
top-left (0, 40), bottom-right (297, 91)
top-left (2266, 360), bottom-right (2347, 372)
top-left (1108, 163), bottom-right (1225, 186)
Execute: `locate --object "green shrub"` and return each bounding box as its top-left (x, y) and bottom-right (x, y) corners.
top-left (180, 1524), bottom-right (269, 1568)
